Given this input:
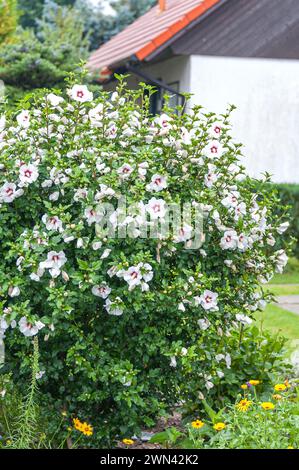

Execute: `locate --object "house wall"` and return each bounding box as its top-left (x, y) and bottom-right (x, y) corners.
top-left (104, 55), bottom-right (191, 101)
top-left (189, 55), bottom-right (299, 183)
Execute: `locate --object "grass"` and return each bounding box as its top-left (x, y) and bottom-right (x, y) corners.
top-left (265, 284), bottom-right (299, 296)
top-left (255, 260), bottom-right (299, 356)
top-left (255, 304), bottom-right (299, 356)
top-left (270, 273), bottom-right (299, 285)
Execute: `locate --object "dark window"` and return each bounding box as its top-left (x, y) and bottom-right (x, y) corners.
top-left (149, 80), bottom-right (181, 115)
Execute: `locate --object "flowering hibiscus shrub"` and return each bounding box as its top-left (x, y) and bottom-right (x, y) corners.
top-left (0, 75), bottom-right (291, 444)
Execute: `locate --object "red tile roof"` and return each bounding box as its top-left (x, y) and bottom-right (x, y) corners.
top-left (88, 0), bottom-right (222, 72)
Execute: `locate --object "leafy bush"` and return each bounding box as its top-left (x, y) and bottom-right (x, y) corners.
top-left (0, 76), bottom-right (291, 445)
top-left (272, 184), bottom-right (299, 258)
top-left (150, 379), bottom-right (299, 449)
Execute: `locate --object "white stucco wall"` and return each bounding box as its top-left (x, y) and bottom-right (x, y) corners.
top-left (189, 55), bottom-right (299, 183)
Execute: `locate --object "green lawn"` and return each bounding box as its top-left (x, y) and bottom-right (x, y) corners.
top-left (265, 284), bottom-right (299, 296)
top-left (255, 304), bottom-right (299, 356)
top-left (270, 273), bottom-right (299, 285)
top-left (255, 264), bottom-right (299, 356)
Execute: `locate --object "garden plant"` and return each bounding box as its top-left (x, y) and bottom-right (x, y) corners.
top-left (0, 73), bottom-right (292, 447)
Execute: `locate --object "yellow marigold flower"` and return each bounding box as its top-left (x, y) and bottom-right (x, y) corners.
top-left (241, 384), bottom-right (248, 390)
top-left (236, 398), bottom-right (252, 412)
top-left (273, 394), bottom-right (282, 400)
top-left (249, 380), bottom-right (260, 386)
top-left (122, 438), bottom-right (134, 445)
top-left (213, 422), bottom-right (226, 431)
top-left (261, 402), bottom-right (275, 410)
top-left (191, 419), bottom-right (204, 429)
top-left (73, 417), bottom-right (83, 431)
top-left (274, 383), bottom-right (286, 392)
top-left (81, 422), bottom-right (93, 437)
top-left (284, 379), bottom-right (291, 388)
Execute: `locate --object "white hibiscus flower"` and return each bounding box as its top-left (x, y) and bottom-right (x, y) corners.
top-left (74, 188), bottom-right (88, 201)
top-left (17, 110), bottom-right (30, 128)
top-left (19, 164), bottom-right (39, 185)
top-left (277, 222), bottom-right (289, 234)
top-left (0, 182), bottom-right (24, 203)
top-left (18, 317), bottom-right (45, 337)
top-left (46, 93), bottom-right (64, 107)
top-left (209, 121), bottom-right (223, 139)
top-left (173, 224), bottom-right (193, 243)
top-left (198, 318), bottom-right (211, 330)
top-left (203, 140), bottom-right (223, 158)
top-left (234, 202), bottom-right (246, 219)
top-left (89, 103), bottom-right (104, 126)
top-left (221, 191), bottom-right (240, 208)
top-left (220, 230), bottom-right (238, 250)
top-left (84, 206), bottom-right (104, 225)
top-left (235, 314), bottom-right (253, 325)
top-left (42, 214), bottom-right (63, 232)
top-left (146, 174), bottom-right (167, 192)
top-left (196, 290), bottom-right (218, 311)
top-left (204, 164), bottom-right (218, 188)
top-left (69, 85), bottom-right (93, 103)
top-left (237, 233), bottom-right (249, 251)
top-left (104, 298), bottom-right (123, 316)
top-left (274, 249), bottom-right (288, 274)
top-left (8, 286), bottom-right (20, 298)
top-left (92, 283), bottom-right (111, 299)
top-left (39, 250), bottom-right (67, 278)
top-left (117, 163), bottom-right (134, 179)
top-left (155, 113), bottom-right (172, 135)
top-left (123, 266), bottom-right (142, 289)
top-left (145, 197), bottom-right (167, 219)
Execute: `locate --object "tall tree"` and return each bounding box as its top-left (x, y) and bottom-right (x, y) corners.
top-left (0, 1), bottom-right (89, 101)
top-left (0, 0), bottom-right (19, 44)
top-left (18, 0), bottom-right (76, 29)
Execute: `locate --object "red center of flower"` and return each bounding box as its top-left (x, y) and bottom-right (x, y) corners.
top-left (205, 295), bottom-right (212, 303)
top-left (131, 271), bottom-right (138, 279)
top-left (214, 126), bottom-right (221, 134)
top-left (153, 204), bottom-right (161, 213)
top-left (24, 169), bottom-right (32, 178)
top-left (77, 91), bottom-right (84, 98)
top-left (211, 146), bottom-right (218, 153)
top-left (6, 188), bottom-right (14, 196)
top-left (52, 255), bottom-right (59, 262)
